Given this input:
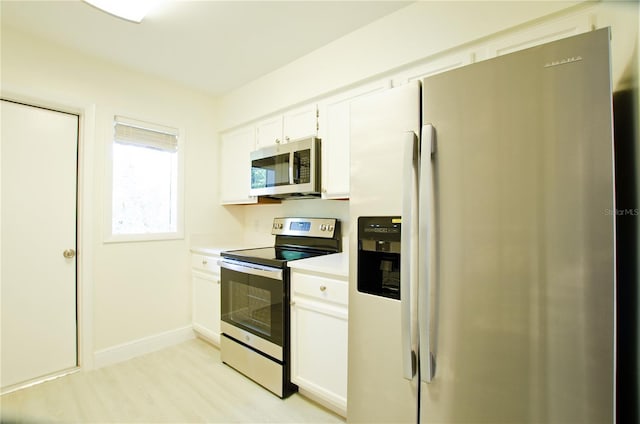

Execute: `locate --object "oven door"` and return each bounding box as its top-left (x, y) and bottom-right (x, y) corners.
top-left (220, 259), bottom-right (285, 361)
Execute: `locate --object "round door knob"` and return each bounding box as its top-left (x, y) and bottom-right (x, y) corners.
top-left (63, 249), bottom-right (76, 259)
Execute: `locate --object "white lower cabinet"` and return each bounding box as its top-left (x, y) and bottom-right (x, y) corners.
top-left (191, 253), bottom-right (221, 345)
top-left (290, 270), bottom-right (348, 417)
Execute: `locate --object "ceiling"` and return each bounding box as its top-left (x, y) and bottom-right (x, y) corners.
top-left (1, 0), bottom-right (412, 96)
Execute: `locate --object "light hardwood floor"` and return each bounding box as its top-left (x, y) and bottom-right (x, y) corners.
top-left (0, 337), bottom-right (345, 423)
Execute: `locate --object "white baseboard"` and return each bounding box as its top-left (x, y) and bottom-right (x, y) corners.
top-left (93, 326), bottom-right (195, 369)
top-left (192, 324), bottom-right (221, 347)
top-left (298, 387), bottom-right (347, 418)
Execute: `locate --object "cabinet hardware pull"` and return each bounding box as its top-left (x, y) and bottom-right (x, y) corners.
top-left (320, 285), bottom-right (327, 292)
top-left (202, 260), bottom-right (208, 265)
top-left (290, 301), bottom-right (296, 306)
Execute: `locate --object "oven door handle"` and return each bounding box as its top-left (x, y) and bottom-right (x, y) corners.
top-left (219, 259), bottom-right (284, 281)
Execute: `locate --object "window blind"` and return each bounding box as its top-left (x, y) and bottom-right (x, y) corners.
top-left (114, 116), bottom-right (178, 152)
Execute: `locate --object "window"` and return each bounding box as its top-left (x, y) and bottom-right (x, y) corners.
top-left (106, 116), bottom-right (183, 242)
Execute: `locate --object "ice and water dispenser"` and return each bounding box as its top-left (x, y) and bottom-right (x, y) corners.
top-left (357, 216), bottom-right (401, 300)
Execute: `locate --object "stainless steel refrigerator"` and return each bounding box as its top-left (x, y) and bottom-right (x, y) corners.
top-left (348, 28), bottom-right (615, 423)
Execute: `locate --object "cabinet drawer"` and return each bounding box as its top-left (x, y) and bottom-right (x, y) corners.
top-left (191, 253), bottom-right (220, 274)
top-left (292, 272), bottom-right (348, 306)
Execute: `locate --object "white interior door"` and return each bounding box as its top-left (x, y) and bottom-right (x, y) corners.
top-left (1, 100), bottom-right (78, 390)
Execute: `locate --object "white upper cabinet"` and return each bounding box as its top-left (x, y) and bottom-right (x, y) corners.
top-left (255, 103), bottom-right (318, 149)
top-left (318, 79), bottom-right (390, 199)
top-left (393, 50), bottom-right (475, 85)
top-left (482, 14), bottom-right (592, 59)
top-left (255, 115), bottom-right (283, 148)
top-left (283, 104), bottom-right (319, 142)
top-left (219, 126), bottom-right (257, 204)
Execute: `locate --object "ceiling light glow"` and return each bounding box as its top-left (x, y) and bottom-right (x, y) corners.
top-left (83, 0), bottom-right (161, 23)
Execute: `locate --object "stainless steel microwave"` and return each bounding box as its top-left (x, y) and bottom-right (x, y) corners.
top-left (250, 137), bottom-right (321, 199)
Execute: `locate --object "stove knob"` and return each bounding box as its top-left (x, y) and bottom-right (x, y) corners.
top-left (320, 224), bottom-right (327, 231)
top-left (328, 225), bottom-right (334, 232)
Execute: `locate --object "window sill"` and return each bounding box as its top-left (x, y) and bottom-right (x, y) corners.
top-left (103, 231), bottom-right (184, 244)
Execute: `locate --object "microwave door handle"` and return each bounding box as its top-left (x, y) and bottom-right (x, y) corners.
top-left (293, 152), bottom-right (300, 183)
top-left (289, 151), bottom-right (294, 185)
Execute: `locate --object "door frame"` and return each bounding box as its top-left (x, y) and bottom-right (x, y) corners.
top-left (1, 90), bottom-right (96, 372)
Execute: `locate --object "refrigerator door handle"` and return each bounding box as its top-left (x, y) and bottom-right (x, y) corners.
top-left (419, 123), bottom-right (436, 383)
top-left (401, 130), bottom-right (418, 380)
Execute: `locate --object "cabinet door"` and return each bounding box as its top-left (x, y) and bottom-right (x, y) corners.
top-left (219, 126), bottom-right (257, 204)
top-left (291, 299), bottom-right (348, 415)
top-left (320, 80), bottom-right (389, 199)
top-left (321, 100), bottom-right (351, 199)
top-left (393, 50), bottom-right (473, 85)
top-left (483, 14), bottom-right (591, 58)
top-left (283, 104), bottom-right (317, 142)
top-left (255, 115), bottom-right (283, 148)
top-left (192, 271), bottom-right (221, 345)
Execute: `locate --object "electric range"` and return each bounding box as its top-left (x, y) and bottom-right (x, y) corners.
top-left (219, 217), bottom-right (341, 398)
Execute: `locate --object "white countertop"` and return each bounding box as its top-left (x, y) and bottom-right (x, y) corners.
top-left (192, 245), bottom-right (349, 279)
top-left (288, 252), bottom-right (349, 278)
top-left (190, 245), bottom-right (249, 256)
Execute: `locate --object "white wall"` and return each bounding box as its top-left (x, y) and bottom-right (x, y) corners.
top-left (0, 26), bottom-right (241, 360)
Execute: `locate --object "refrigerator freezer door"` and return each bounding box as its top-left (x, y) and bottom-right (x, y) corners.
top-left (348, 82), bottom-right (421, 423)
top-left (420, 28), bottom-right (614, 423)
top-left (418, 124), bottom-right (436, 384)
top-left (401, 130), bottom-right (419, 380)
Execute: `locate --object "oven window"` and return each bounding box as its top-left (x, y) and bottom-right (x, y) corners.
top-left (221, 267), bottom-right (284, 347)
top-left (230, 284), bottom-right (272, 337)
top-left (251, 153), bottom-right (290, 189)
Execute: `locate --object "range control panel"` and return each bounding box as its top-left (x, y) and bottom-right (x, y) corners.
top-left (271, 217), bottom-right (337, 238)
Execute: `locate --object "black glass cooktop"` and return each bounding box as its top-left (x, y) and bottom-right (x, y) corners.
top-left (221, 247), bottom-right (326, 268)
